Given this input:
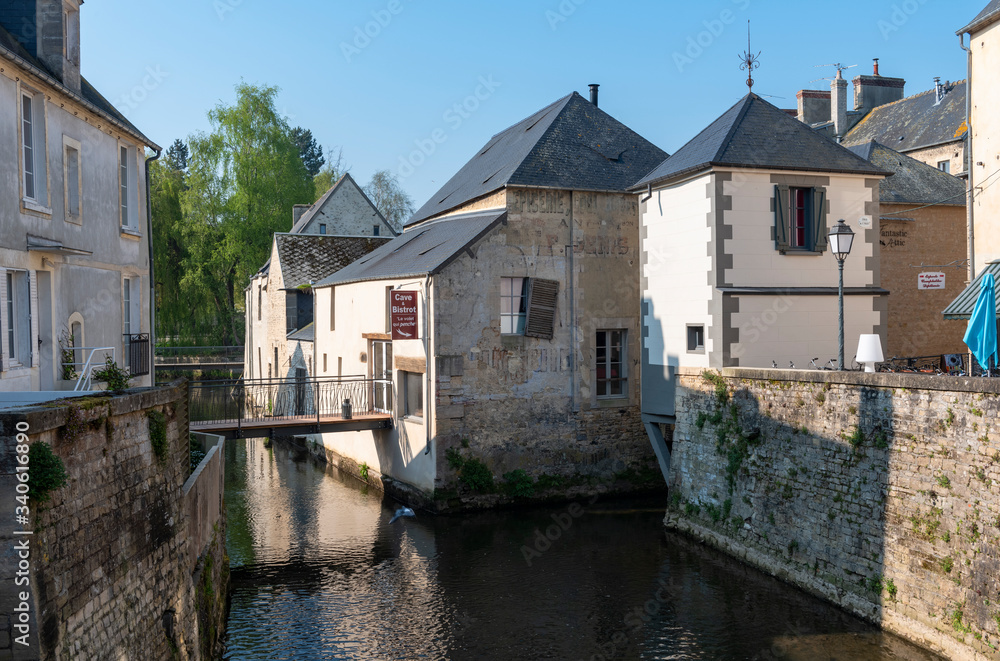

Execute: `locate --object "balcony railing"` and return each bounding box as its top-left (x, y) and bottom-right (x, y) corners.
top-left (124, 333), bottom-right (150, 377)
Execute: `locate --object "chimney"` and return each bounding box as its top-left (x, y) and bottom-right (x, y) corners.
top-left (796, 89), bottom-right (831, 126)
top-left (36, 0), bottom-right (81, 93)
top-left (853, 58), bottom-right (905, 115)
top-left (832, 69), bottom-right (848, 142)
top-left (589, 83), bottom-right (599, 107)
top-left (934, 77), bottom-right (945, 104)
top-left (292, 204), bottom-right (311, 226)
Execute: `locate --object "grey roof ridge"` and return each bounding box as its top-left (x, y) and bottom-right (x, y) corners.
top-left (958, 1), bottom-right (1000, 34)
top-left (714, 94), bottom-right (757, 162)
top-left (0, 41), bottom-right (159, 150)
top-left (315, 209), bottom-right (508, 288)
top-left (843, 80), bottom-right (968, 137)
top-left (274, 231), bottom-right (393, 240)
top-left (487, 92), bottom-right (574, 141)
top-left (407, 206), bottom-right (507, 229)
top-left (629, 95), bottom-right (753, 190)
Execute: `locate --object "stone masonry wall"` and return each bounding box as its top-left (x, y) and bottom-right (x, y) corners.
top-left (0, 382), bottom-right (227, 660)
top-left (667, 367), bottom-right (1000, 661)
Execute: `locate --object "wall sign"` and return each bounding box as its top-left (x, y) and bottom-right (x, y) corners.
top-left (858, 216), bottom-right (872, 229)
top-left (918, 272), bottom-right (946, 290)
top-left (390, 290), bottom-right (419, 340)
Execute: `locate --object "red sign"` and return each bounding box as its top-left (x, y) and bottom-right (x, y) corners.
top-left (390, 290), bottom-right (419, 340)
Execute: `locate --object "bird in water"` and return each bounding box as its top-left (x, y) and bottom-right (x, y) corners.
top-left (389, 507), bottom-right (415, 524)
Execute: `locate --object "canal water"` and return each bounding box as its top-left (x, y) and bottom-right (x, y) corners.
top-left (223, 439), bottom-right (942, 661)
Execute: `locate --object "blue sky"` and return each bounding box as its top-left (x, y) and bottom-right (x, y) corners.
top-left (82, 0), bottom-right (983, 208)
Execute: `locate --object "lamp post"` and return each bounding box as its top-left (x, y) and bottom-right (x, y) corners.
top-left (828, 219), bottom-right (855, 370)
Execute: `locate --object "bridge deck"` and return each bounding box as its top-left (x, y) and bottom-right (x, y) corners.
top-left (190, 413), bottom-right (392, 439)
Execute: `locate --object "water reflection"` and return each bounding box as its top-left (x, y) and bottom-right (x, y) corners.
top-left (224, 440), bottom-right (942, 661)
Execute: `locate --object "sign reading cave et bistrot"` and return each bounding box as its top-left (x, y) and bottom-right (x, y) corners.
top-left (390, 290), bottom-right (419, 340)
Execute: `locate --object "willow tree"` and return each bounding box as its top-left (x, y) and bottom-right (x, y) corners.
top-left (181, 83), bottom-right (313, 345)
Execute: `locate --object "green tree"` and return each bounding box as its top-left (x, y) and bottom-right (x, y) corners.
top-left (150, 158), bottom-right (195, 342)
top-left (181, 82), bottom-right (314, 345)
top-left (364, 169), bottom-right (414, 231)
top-left (290, 127), bottom-right (325, 177)
top-left (165, 138), bottom-right (189, 172)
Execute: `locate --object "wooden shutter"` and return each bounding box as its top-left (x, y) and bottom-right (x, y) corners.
top-left (810, 188), bottom-right (828, 252)
top-left (524, 278), bottom-right (559, 340)
top-left (774, 185), bottom-right (790, 251)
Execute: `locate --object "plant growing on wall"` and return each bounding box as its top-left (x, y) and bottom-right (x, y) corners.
top-left (92, 357), bottom-right (132, 394)
top-left (148, 410), bottom-right (168, 462)
top-left (58, 328), bottom-right (77, 381)
top-left (27, 443), bottom-right (69, 502)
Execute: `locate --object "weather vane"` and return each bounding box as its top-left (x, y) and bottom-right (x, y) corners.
top-left (739, 20), bottom-right (761, 93)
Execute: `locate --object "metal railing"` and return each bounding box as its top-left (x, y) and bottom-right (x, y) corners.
top-left (65, 347), bottom-right (116, 391)
top-left (124, 333), bottom-right (150, 376)
top-left (188, 375), bottom-right (393, 429)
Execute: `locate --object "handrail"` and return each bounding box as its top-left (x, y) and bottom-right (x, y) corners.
top-left (72, 347), bottom-right (116, 391)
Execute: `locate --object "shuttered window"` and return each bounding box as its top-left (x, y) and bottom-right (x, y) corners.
top-left (501, 277), bottom-right (559, 339)
top-left (524, 278), bottom-right (559, 340)
top-left (774, 185), bottom-right (827, 253)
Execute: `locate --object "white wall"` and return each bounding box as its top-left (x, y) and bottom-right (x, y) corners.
top-left (642, 173), bottom-right (714, 370)
top-left (971, 19), bottom-right (1000, 271)
top-left (313, 278), bottom-right (435, 493)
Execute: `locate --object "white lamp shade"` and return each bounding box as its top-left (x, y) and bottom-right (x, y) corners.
top-left (828, 221), bottom-right (855, 257)
top-left (856, 334), bottom-right (884, 372)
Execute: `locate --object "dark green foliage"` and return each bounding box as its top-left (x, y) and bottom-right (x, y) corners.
top-left (446, 448), bottom-right (465, 470)
top-left (92, 357), bottom-right (132, 394)
top-left (166, 138), bottom-right (189, 171)
top-left (148, 410), bottom-right (168, 462)
top-left (190, 434), bottom-right (207, 468)
top-left (290, 127), bottom-right (325, 176)
top-left (27, 443), bottom-right (68, 502)
top-left (536, 474), bottom-right (565, 490)
top-left (459, 458), bottom-right (494, 492)
top-left (502, 469), bottom-right (535, 498)
top-left (701, 370), bottom-right (729, 405)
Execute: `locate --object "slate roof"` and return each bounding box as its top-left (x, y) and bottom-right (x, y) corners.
top-left (287, 322), bottom-right (314, 343)
top-left (943, 261), bottom-right (1000, 319)
top-left (0, 22), bottom-right (159, 150)
top-left (632, 94), bottom-right (887, 189)
top-left (274, 234), bottom-right (392, 289)
top-left (958, 0), bottom-right (1000, 34)
top-left (290, 172), bottom-right (393, 235)
top-left (317, 209), bottom-right (507, 287)
top-left (841, 82), bottom-right (967, 155)
top-left (846, 141), bottom-right (966, 206)
top-left (407, 92), bottom-right (667, 226)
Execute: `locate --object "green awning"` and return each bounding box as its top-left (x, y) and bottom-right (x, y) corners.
top-left (943, 261), bottom-right (1000, 319)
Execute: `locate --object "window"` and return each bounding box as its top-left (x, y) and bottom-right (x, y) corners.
top-left (323, 354), bottom-right (328, 372)
top-left (373, 225), bottom-right (380, 236)
top-left (20, 90), bottom-right (48, 206)
top-left (319, 223), bottom-right (326, 234)
top-left (774, 185), bottom-right (827, 253)
top-left (120, 146), bottom-right (129, 227)
top-left (63, 137), bottom-right (81, 221)
top-left (257, 285), bottom-right (262, 320)
top-left (123, 278), bottom-right (132, 335)
top-left (4, 271), bottom-right (30, 367)
top-left (596, 330), bottom-right (627, 398)
top-left (687, 325), bottom-right (705, 353)
top-left (385, 286), bottom-right (393, 333)
top-left (329, 287), bottom-right (335, 331)
top-left (937, 160), bottom-right (951, 174)
top-left (501, 277), bottom-right (559, 339)
top-left (501, 277), bottom-right (527, 334)
top-left (402, 371), bottom-right (423, 418)
top-left (119, 144), bottom-right (138, 230)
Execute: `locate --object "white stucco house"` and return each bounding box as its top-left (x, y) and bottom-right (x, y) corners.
top-left (633, 93), bottom-right (890, 420)
top-left (0, 0), bottom-right (160, 395)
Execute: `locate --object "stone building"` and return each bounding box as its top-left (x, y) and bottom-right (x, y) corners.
top-left (0, 0), bottom-right (159, 393)
top-left (634, 93), bottom-right (888, 424)
top-left (795, 60), bottom-right (967, 177)
top-left (846, 141), bottom-right (968, 359)
top-left (310, 89), bottom-right (667, 499)
top-left (244, 174), bottom-right (394, 384)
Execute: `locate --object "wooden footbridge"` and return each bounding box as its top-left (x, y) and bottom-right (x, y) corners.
top-left (188, 375), bottom-right (392, 439)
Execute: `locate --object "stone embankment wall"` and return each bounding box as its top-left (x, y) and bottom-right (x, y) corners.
top-left (0, 382), bottom-right (227, 660)
top-left (667, 367), bottom-right (1000, 661)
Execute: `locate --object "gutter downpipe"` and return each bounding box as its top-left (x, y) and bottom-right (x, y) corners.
top-left (959, 32), bottom-right (975, 284)
top-left (145, 147), bottom-right (162, 385)
top-left (424, 273), bottom-right (433, 455)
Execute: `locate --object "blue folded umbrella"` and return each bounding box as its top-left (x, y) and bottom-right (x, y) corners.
top-left (964, 272), bottom-right (998, 370)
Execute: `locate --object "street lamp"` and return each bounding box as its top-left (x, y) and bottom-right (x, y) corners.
top-left (828, 219), bottom-right (855, 370)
